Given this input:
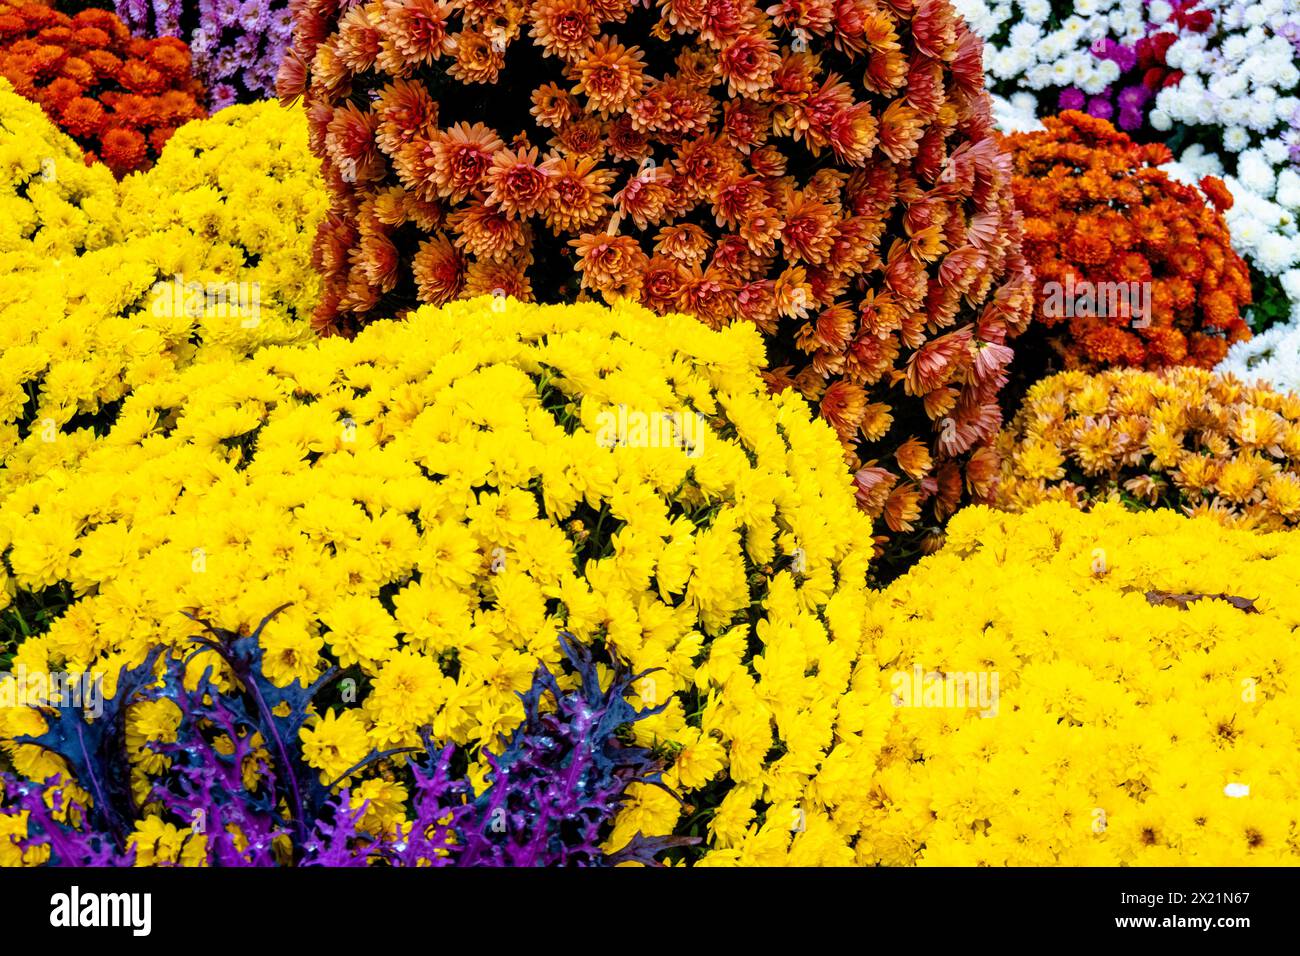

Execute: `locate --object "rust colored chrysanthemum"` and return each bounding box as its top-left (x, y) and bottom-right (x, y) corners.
top-left (1004, 111), bottom-right (1252, 380)
top-left (283, 0), bottom-right (1032, 565)
top-left (0, 2), bottom-right (205, 176)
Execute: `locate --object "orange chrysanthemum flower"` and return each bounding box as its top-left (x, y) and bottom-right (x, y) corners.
top-left (378, 0), bottom-right (456, 72)
top-left (429, 121), bottom-right (503, 202)
top-left (484, 144), bottom-right (551, 219)
top-left (530, 0), bottom-right (598, 62)
top-left (98, 124), bottom-right (146, 176)
top-left (446, 201), bottom-right (529, 260)
top-left (570, 231), bottom-right (648, 298)
top-left (541, 153), bottom-right (613, 232)
top-left (412, 233), bottom-right (466, 305)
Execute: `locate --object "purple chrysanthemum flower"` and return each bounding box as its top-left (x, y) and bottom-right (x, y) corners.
top-left (1059, 87), bottom-right (1087, 112)
top-left (1117, 107), bottom-right (1144, 132)
top-left (209, 83), bottom-right (239, 110)
top-left (1118, 84), bottom-right (1152, 112)
top-left (1086, 96), bottom-right (1115, 121)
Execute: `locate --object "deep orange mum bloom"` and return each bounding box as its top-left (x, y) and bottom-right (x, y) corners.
top-left (819, 379), bottom-right (868, 443)
top-left (641, 256), bottom-right (688, 313)
top-left (572, 36), bottom-right (645, 115)
top-left (375, 79), bottom-right (439, 158)
top-left (59, 95), bottom-right (104, 137)
top-left (118, 58), bottom-right (167, 95)
top-left (446, 201), bottom-right (529, 260)
top-left (412, 233), bottom-right (466, 304)
top-left (379, 0), bottom-right (455, 71)
top-left (429, 121), bottom-right (503, 201)
top-left (144, 37), bottom-right (190, 80)
top-left (484, 144), bottom-right (551, 219)
top-left (325, 101), bottom-right (385, 184)
top-left (447, 28), bottom-right (505, 84)
top-left (541, 153), bottom-right (613, 232)
top-left (530, 0), bottom-right (598, 62)
top-left (98, 124), bottom-right (146, 176)
top-left (1198, 175), bottom-right (1233, 214)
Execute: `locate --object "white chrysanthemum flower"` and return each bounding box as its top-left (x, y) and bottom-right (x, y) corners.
top-left (1009, 22), bottom-right (1043, 47)
top-left (1282, 269), bottom-right (1300, 302)
top-left (1238, 150), bottom-right (1278, 197)
top-left (1277, 170), bottom-right (1300, 210)
top-left (990, 94), bottom-right (1045, 134)
top-left (1218, 322), bottom-right (1300, 395)
top-left (1220, 99), bottom-right (1248, 126)
top-left (1010, 91), bottom-right (1039, 115)
top-left (1224, 127), bottom-right (1252, 152)
top-left (1256, 236), bottom-right (1300, 273)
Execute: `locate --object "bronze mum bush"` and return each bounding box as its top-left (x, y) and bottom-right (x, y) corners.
top-left (279, 0), bottom-right (1033, 564)
top-left (996, 366), bottom-right (1300, 532)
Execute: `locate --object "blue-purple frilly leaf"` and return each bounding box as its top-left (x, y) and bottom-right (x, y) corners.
top-left (11, 645), bottom-right (165, 857)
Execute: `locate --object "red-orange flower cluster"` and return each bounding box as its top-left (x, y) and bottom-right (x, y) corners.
top-left (0, 2), bottom-right (206, 176)
top-left (1005, 110), bottom-right (1252, 373)
top-left (281, 0), bottom-right (1033, 563)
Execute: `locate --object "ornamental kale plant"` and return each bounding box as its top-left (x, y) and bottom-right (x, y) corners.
top-left (0, 609), bottom-right (687, 866)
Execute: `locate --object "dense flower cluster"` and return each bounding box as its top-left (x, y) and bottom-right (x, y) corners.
top-left (996, 366), bottom-right (1300, 530)
top-left (863, 502), bottom-right (1300, 865)
top-left (280, 0), bottom-right (1034, 558)
top-left (956, 0), bottom-right (1213, 133)
top-left (1006, 111), bottom-right (1251, 371)
top-left (0, 77), bottom-right (119, 270)
top-left (0, 296), bottom-right (885, 865)
top-left (0, 94), bottom-right (326, 501)
top-left (1155, 1), bottom-right (1300, 333)
top-left (966, 1), bottom-right (1300, 339)
top-left (1218, 319), bottom-right (1300, 395)
top-left (114, 0), bottom-right (295, 108)
top-left (0, 2), bottom-right (206, 174)
top-left (0, 629), bottom-right (681, 866)
top-left (1153, 1), bottom-right (1299, 170)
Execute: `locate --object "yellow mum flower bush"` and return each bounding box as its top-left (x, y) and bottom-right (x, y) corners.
top-left (862, 502), bottom-right (1300, 865)
top-left (0, 93), bottom-right (327, 503)
top-left (0, 296), bottom-right (885, 865)
top-left (996, 367), bottom-right (1300, 530)
top-left (0, 78), bottom-right (118, 271)
top-left (114, 99), bottom-right (326, 325)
